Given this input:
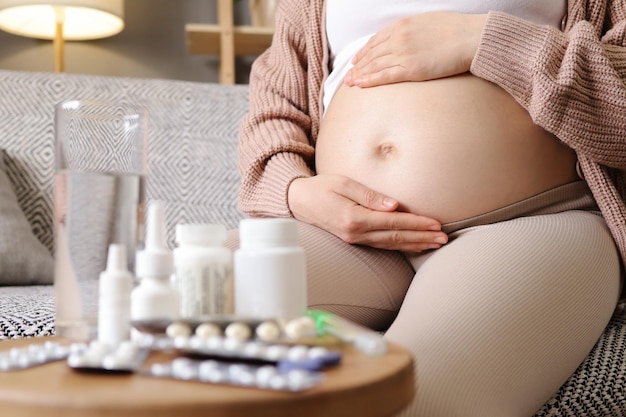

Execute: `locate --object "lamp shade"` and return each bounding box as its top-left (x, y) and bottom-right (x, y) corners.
top-left (0, 0), bottom-right (123, 40)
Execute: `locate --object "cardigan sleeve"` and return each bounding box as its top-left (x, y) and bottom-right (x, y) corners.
top-left (237, 1), bottom-right (317, 218)
top-left (470, 8), bottom-right (626, 169)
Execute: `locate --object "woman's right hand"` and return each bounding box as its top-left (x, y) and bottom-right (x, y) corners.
top-left (287, 175), bottom-right (448, 252)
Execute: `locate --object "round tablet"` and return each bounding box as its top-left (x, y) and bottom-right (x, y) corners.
top-left (166, 322), bottom-right (192, 338)
top-left (284, 316), bottom-right (318, 339)
top-left (255, 321), bottom-right (281, 342)
top-left (225, 322), bottom-right (252, 341)
top-left (195, 322), bottom-right (222, 339)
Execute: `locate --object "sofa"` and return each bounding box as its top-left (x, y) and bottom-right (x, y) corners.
top-left (0, 69), bottom-right (625, 416)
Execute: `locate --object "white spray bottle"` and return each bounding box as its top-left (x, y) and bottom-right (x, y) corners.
top-left (131, 200), bottom-right (179, 322)
top-left (98, 244), bottom-right (133, 347)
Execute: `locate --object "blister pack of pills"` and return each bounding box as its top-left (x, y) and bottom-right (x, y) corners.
top-left (140, 334), bottom-right (341, 372)
top-left (142, 357), bottom-right (323, 392)
top-left (133, 315), bottom-right (319, 343)
top-left (0, 341), bottom-right (75, 371)
top-left (67, 340), bottom-right (149, 373)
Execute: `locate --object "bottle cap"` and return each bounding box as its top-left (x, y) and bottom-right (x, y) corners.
top-left (99, 244), bottom-right (134, 297)
top-left (239, 218), bottom-right (298, 248)
top-left (175, 223), bottom-right (227, 246)
top-left (136, 200), bottom-right (174, 278)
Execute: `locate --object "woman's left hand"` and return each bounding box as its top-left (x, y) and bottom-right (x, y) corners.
top-left (345, 12), bottom-right (487, 87)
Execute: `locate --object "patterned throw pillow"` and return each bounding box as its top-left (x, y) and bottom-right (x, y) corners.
top-left (0, 153), bottom-right (54, 285)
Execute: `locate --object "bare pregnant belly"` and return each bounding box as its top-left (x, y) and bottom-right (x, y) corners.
top-left (315, 74), bottom-right (578, 224)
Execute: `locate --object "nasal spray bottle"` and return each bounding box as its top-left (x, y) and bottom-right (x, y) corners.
top-left (98, 244), bottom-right (133, 347)
top-left (131, 200), bottom-right (179, 322)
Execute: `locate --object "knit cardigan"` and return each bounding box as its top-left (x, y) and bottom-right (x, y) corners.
top-left (238, 0), bottom-right (626, 269)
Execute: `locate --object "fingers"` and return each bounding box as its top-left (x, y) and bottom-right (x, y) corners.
top-left (288, 175), bottom-right (447, 253)
top-left (333, 205), bottom-right (448, 252)
top-left (334, 175), bottom-right (400, 212)
top-left (345, 64), bottom-right (406, 88)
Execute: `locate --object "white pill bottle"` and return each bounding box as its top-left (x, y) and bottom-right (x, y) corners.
top-left (234, 218), bottom-right (307, 320)
top-left (173, 223), bottom-right (233, 317)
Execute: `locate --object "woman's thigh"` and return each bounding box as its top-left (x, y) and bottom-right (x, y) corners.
top-left (388, 211), bottom-right (622, 417)
top-left (225, 221), bottom-right (414, 331)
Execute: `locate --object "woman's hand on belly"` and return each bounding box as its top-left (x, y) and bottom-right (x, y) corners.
top-left (287, 174), bottom-right (449, 252)
top-left (345, 12), bottom-right (486, 87)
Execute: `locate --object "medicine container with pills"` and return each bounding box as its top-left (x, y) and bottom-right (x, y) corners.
top-left (0, 209), bottom-right (389, 393)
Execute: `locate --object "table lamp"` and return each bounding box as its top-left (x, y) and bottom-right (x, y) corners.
top-left (0, 0), bottom-right (124, 73)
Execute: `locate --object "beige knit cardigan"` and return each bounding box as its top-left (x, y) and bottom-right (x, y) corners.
top-left (238, 0), bottom-right (626, 269)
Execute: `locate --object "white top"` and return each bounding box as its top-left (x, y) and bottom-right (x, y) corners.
top-left (323, 0), bottom-right (568, 113)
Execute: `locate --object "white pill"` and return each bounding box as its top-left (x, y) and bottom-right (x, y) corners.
top-left (67, 354), bottom-right (97, 368)
top-left (103, 354), bottom-right (133, 370)
top-left (232, 368), bottom-right (255, 386)
top-left (115, 341), bottom-right (139, 358)
top-left (166, 322), bottom-right (192, 338)
top-left (284, 316), bottom-right (318, 339)
top-left (225, 322), bottom-right (251, 341)
top-left (198, 360), bottom-right (219, 375)
top-left (70, 343), bottom-right (88, 355)
top-left (0, 356), bottom-right (12, 371)
top-left (195, 323), bottom-right (222, 339)
top-left (265, 344), bottom-right (289, 361)
top-left (256, 366), bottom-right (278, 387)
top-left (189, 336), bottom-right (206, 350)
top-left (243, 342), bottom-right (266, 358)
top-left (307, 346), bottom-right (329, 359)
top-left (203, 367), bottom-right (227, 383)
top-left (171, 357), bottom-right (196, 379)
top-left (287, 345), bottom-right (309, 361)
top-left (255, 321), bottom-right (281, 342)
top-left (16, 352), bottom-right (31, 368)
top-left (287, 369), bottom-right (314, 391)
top-left (268, 374), bottom-right (288, 390)
top-left (173, 335), bottom-right (191, 349)
top-left (223, 337), bottom-right (244, 353)
top-left (205, 336), bottom-right (224, 350)
top-left (150, 363), bottom-right (172, 377)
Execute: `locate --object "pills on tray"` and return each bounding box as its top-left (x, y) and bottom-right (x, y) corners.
top-left (140, 334), bottom-right (342, 372)
top-left (142, 359), bottom-right (323, 392)
top-left (67, 340), bottom-right (148, 373)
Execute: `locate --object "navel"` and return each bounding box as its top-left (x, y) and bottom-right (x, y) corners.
top-left (376, 142), bottom-right (398, 160)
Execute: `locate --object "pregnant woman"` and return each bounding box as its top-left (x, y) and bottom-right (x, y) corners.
top-left (232, 1), bottom-right (626, 415)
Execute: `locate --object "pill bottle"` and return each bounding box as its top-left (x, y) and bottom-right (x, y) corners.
top-left (173, 223), bottom-right (233, 318)
top-left (234, 218), bottom-right (307, 320)
top-left (98, 244), bottom-right (133, 347)
top-left (131, 200), bottom-right (179, 322)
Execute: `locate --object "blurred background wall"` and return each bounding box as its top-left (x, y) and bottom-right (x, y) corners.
top-left (0, 0), bottom-right (256, 83)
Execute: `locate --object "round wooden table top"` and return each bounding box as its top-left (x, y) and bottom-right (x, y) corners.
top-left (0, 337), bottom-right (414, 417)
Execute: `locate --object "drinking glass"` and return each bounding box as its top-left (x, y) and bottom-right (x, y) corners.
top-left (54, 100), bottom-right (147, 340)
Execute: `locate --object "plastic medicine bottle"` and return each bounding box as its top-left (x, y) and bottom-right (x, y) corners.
top-left (234, 218), bottom-right (307, 320)
top-left (173, 223), bottom-right (233, 318)
top-left (131, 200), bottom-right (179, 322)
top-left (98, 244), bottom-right (133, 347)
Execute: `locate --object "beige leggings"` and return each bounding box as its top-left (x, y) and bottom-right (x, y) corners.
top-left (225, 182), bottom-right (622, 417)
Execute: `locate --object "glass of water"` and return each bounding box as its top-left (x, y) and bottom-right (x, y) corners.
top-left (54, 100), bottom-right (147, 341)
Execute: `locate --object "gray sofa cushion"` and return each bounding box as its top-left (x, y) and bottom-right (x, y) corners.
top-left (0, 152), bottom-right (53, 285)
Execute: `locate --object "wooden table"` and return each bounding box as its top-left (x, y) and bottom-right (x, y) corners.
top-left (0, 337), bottom-right (414, 417)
